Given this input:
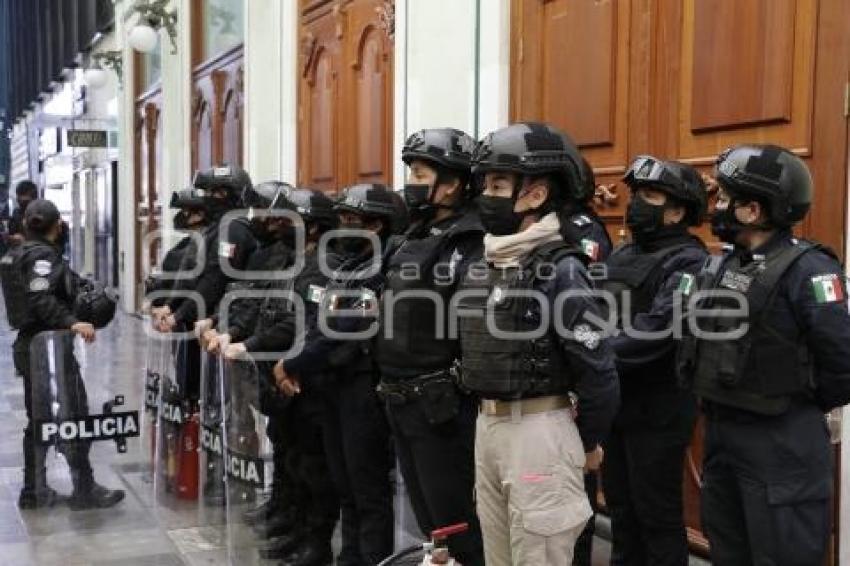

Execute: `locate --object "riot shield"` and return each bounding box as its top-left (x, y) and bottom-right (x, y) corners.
top-left (198, 350), bottom-right (227, 514)
top-left (24, 330), bottom-right (143, 524)
top-left (222, 355), bottom-right (274, 563)
top-left (140, 316), bottom-right (167, 482)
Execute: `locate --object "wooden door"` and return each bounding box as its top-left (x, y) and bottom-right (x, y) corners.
top-left (512, 0), bottom-right (850, 559)
top-left (298, 0), bottom-right (394, 192)
top-left (134, 91), bottom-right (163, 306)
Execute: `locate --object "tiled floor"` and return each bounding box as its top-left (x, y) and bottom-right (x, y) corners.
top-left (0, 306), bottom-right (710, 565)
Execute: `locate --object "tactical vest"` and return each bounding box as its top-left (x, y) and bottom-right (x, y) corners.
top-left (321, 255), bottom-right (383, 372)
top-left (458, 241), bottom-right (584, 399)
top-left (376, 222), bottom-right (482, 376)
top-left (679, 241), bottom-right (822, 416)
top-left (601, 243), bottom-right (694, 326)
top-left (0, 244), bottom-right (29, 329)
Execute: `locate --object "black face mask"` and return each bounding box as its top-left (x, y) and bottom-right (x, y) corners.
top-left (626, 196), bottom-right (666, 240)
top-left (477, 195), bottom-right (521, 236)
top-left (336, 223), bottom-right (371, 256)
top-left (710, 205), bottom-right (745, 244)
top-left (403, 184), bottom-right (433, 220)
top-left (205, 197), bottom-right (231, 219)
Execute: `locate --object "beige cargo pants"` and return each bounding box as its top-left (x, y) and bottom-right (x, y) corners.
top-left (475, 407), bottom-right (591, 565)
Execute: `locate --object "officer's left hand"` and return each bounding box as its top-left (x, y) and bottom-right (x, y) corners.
top-left (584, 445), bottom-right (604, 472)
top-left (224, 342), bottom-right (246, 360)
top-left (206, 332), bottom-right (230, 354)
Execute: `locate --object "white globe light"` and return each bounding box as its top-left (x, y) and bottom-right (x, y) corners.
top-left (84, 67), bottom-right (108, 89)
top-left (129, 23), bottom-right (159, 53)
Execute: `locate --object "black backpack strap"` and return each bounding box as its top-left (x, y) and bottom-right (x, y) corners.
top-left (746, 241), bottom-right (820, 319)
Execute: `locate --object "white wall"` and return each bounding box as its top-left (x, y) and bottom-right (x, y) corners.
top-left (393, 0), bottom-right (511, 189)
top-left (115, 0), bottom-right (136, 312)
top-left (243, 0), bottom-right (298, 185)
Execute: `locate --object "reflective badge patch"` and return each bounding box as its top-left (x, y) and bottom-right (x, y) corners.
top-left (219, 241), bottom-right (236, 259)
top-left (29, 277), bottom-right (49, 292)
top-left (448, 249), bottom-right (463, 279)
top-left (573, 323), bottom-right (601, 350)
top-left (214, 166), bottom-right (231, 177)
top-left (306, 284), bottom-right (326, 304)
top-left (491, 286), bottom-right (505, 304)
top-left (677, 273), bottom-right (696, 296)
top-left (811, 274), bottom-right (845, 303)
top-left (573, 215), bottom-right (591, 227)
top-left (33, 260), bottom-right (52, 276)
top-left (580, 238), bottom-right (600, 262)
top-left (719, 270), bottom-right (752, 292)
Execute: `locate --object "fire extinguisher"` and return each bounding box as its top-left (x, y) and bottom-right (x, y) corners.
top-left (177, 410), bottom-right (200, 500)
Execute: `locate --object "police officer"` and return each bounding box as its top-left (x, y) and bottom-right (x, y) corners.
top-left (566, 157), bottom-right (612, 566)
top-left (228, 186), bottom-right (341, 565)
top-left (275, 184), bottom-right (406, 566)
top-left (145, 187), bottom-right (209, 314)
top-left (678, 144), bottom-right (850, 565)
top-left (458, 122), bottom-right (620, 565)
top-left (375, 128), bottom-right (485, 565)
top-left (6, 180), bottom-right (38, 247)
top-left (599, 156), bottom-right (707, 566)
top-left (156, 165), bottom-right (258, 337)
top-left (1, 200), bottom-right (124, 509)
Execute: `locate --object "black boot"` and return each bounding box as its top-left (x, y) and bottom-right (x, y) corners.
top-left (281, 537), bottom-right (333, 566)
top-left (253, 505), bottom-right (297, 539)
top-left (242, 495), bottom-right (277, 526)
top-left (257, 529), bottom-right (304, 560)
top-left (19, 439), bottom-right (65, 509)
top-left (69, 480), bottom-right (125, 510)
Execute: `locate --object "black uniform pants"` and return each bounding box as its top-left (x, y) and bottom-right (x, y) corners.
top-left (385, 391), bottom-right (484, 566)
top-left (320, 369), bottom-right (394, 566)
top-left (284, 392), bottom-right (340, 537)
top-left (602, 391), bottom-right (696, 566)
top-left (14, 333), bottom-right (93, 489)
top-left (701, 404), bottom-right (832, 566)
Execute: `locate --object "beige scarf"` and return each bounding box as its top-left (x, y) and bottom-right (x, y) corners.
top-left (484, 212), bottom-right (562, 268)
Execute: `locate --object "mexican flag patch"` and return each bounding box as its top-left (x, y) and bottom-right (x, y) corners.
top-left (677, 273), bottom-right (696, 296)
top-left (581, 238), bottom-right (600, 262)
top-left (811, 274), bottom-right (845, 303)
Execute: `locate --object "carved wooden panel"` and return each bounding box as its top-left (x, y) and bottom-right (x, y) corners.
top-left (192, 46), bottom-right (245, 172)
top-left (221, 68), bottom-right (244, 166)
top-left (298, 0), bottom-right (394, 191)
top-left (511, 0), bottom-right (631, 170)
top-left (691, 0), bottom-right (796, 132)
top-left (133, 89), bottom-right (163, 307)
top-left (191, 87), bottom-right (214, 172)
top-left (347, 15), bottom-right (392, 184)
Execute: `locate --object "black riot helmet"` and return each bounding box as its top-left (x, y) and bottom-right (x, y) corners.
top-left (169, 187), bottom-right (209, 230)
top-left (287, 188), bottom-right (337, 230)
top-left (471, 122), bottom-right (585, 204)
top-left (715, 144), bottom-right (812, 227)
top-left (192, 164), bottom-right (253, 204)
top-left (335, 184), bottom-right (409, 235)
top-left (170, 187), bottom-right (206, 211)
top-left (242, 181), bottom-right (296, 212)
top-left (23, 199), bottom-right (61, 237)
top-left (623, 155), bottom-right (707, 226)
top-left (74, 279), bottom-right (117, 329)
top-left (402, 128), bottom-right (477, 171)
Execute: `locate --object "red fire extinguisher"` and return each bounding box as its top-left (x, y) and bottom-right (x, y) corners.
top-left (177, 411), bottom-right (200, 500)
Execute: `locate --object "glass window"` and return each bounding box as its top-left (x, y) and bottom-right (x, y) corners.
top-left (202, 0), bottom-right (244, 61)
